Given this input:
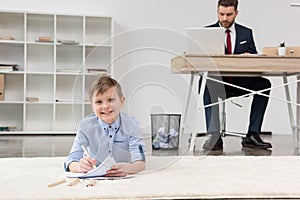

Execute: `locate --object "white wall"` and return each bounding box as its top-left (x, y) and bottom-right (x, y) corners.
top-left (1, 0), bottom-right (300, 135)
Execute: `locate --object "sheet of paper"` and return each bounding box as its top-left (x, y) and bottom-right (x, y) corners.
top-left (66, 156), bottom-right (116, 178)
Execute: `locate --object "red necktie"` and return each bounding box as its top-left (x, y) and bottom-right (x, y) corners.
top-left (225, 29), bottom-right (233, 83)
top-left (226, 29), bottom-right (232, 54)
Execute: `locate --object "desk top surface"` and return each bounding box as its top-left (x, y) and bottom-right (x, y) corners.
top-left (171, 54), bottom-right (300, 76)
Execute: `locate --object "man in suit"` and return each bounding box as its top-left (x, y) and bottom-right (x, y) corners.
top-left (202, 0), bottom-right (272, 150)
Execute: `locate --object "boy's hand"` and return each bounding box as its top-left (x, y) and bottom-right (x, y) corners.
top-left (105, 163), bottom-right (131, 177)
top-left (79, 156), bottom-right (97, 173)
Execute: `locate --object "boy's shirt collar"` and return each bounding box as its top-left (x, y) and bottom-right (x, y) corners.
top-left (97, 115), bottom-right (120, 133)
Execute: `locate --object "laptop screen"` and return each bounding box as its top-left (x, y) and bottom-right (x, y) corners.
top-left (184, 27), bottom-right (225, 55)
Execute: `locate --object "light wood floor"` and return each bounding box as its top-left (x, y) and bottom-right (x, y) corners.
top-left (0, 134), bottom-right (299, 158)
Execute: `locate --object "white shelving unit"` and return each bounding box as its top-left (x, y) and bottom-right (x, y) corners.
top-left (0, 11), bottom-right (113, 134)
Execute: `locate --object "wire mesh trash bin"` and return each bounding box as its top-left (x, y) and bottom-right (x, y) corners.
top-left (151, 114), bottom-right (181, 150)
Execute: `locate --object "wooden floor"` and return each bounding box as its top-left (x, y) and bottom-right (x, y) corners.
top-left (0, 134), bottom-right (300, 158)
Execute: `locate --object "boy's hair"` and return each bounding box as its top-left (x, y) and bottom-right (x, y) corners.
top-left (218, 0), bottom-right (238, 10)
top-left (89, 76), bottom-right (124, 101)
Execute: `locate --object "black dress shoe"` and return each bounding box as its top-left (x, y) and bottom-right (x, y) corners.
top-left (203, 134), bottom-right (223, 150)
top-left (241, 134), bottom-right (272, 149)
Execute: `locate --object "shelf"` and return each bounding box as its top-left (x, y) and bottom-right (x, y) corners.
top-left (55, 104), bottom-right (82, 131)
top-left (0, 12), bottom-right (24, 41)
top-left (0, 11), bottom-right (112, 134)
top-left (85, 45), bottom-right (112, 70)
top-left (0, 40), bottom-right (24, 44)
top-left (0, 104), bottom-right (23, 131)
top-left (85, 16), bottom-right (112, 45)
top-left (27, 14), bottom-right (54, 43)
top-left (56, 15), bottom-right (83, 44)
top-left (0, 42), bottom-right (24, 71)
top-left (55, 101), bottom-right (82, 104)
top-left (25, 104), bottom-right (53, 131)
top-left (27, 43), bottom-right (54, 72)
top-left (84, 43), bottom-right (112, 47)
top-left (26, 74), bottom-right (54, 102)
top-left (56, 45), bottom-right (83, 70)
top-left (56, 74), bottom-right (82, 102)
top-left (2, 73), bottom-right (24, 101)
top-left (0, 101), bottom-right (24, 104)
top-left (25, 102), bottom-right (54, 104)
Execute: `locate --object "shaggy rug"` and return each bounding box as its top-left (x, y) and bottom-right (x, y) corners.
top-left (1, 156), bottom-right (300, 199)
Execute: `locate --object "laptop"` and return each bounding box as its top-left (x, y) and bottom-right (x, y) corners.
top-left (184, 27), bottom-right (225, 55)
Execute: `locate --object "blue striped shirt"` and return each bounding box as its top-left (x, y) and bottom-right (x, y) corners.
top-left (64, 112), bottom-right (146, 171)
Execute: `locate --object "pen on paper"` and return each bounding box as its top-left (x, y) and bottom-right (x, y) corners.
top-left (81, 145), bottom-right (96, 169)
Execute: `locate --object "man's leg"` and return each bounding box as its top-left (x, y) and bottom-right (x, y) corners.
top-left (201, 77), bottom-right (226, 150)
top-left (232, 77), bottom-right (271, 133)
top-left (231, 77), bottom-right (272, 149)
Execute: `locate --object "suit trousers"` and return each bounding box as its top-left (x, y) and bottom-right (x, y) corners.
top-left (201, 76), bottom-right (271, 134)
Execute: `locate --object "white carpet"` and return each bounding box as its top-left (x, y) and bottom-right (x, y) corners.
top-left (1, 156), bottom-right (300, 199)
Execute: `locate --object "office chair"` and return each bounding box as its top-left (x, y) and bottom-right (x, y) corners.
top-left (219, 97), bottom-right (247, 138)
top-left (189, 96), bottom-right (247, 145)
top-left (190, 90), bottom-right (272, 147)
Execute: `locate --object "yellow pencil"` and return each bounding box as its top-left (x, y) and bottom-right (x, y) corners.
top-left (88, 179), bottom-right (97, 187)
top-left (48, 179), bottom-right (66, 187)
top-left (67, 178), bottom-right (79, 186)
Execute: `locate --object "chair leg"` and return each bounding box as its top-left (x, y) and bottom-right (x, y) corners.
top-left (220, 101), bottom-right (226, 137)
top-left (219, 99), bottom-right (246, 138)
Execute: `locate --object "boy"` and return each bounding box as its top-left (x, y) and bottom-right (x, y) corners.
top-left (64, 76), bottom-right (146, 177)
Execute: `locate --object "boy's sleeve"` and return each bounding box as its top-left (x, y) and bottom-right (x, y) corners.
top-left (127, 117), bottom-right (146, 162)
top-left (64, 131), bottom-right (85, 171)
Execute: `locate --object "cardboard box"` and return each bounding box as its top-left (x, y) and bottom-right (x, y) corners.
top-left (0, 74), bottom-right (4, 100)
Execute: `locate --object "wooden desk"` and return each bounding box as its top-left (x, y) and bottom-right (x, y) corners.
top-left (171, 54), bottom-right (300, 151)
top-left (172, 54), bottom-right (300, 75)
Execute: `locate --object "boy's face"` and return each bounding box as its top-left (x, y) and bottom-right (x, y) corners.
top-left (91, 86), bottom-right (125, 124)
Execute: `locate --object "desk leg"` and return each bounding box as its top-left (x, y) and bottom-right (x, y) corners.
top-left (189, 72), bottom-right (208, 151)
top-left (297, 75), bottom-right (300, 147)
top-left (181, 73), bottom-right (195, 150)
top-left (283, 75), bottom-right (300, 148)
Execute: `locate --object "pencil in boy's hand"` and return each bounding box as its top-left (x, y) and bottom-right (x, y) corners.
top-left (81, 145), bottom-right (96, 169)
top-left (81, 145), bottom-right (91, 157)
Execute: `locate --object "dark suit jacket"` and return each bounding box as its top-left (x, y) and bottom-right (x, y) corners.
top-left (206, 22), bottom-right (257, 54)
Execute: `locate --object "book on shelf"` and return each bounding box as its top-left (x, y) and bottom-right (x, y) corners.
top-left (0, 64), bottom-right (19, 72)
top-left (26, 97), bottom-right (39, 102)
top-left (57, 39), bottom-right (79, 45)
top-left (56, 69), bottom-right (81, 73)
top-left (0, 126), bottom-right (17, 132)
top-left (0, 36), bottom-right (15, 40)
top-left (35, 36), bottom-right (53, 43)
top-left (87, 68), bottom-right (108, 74)
top-left (0, 74), bottom-right (4, 101)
